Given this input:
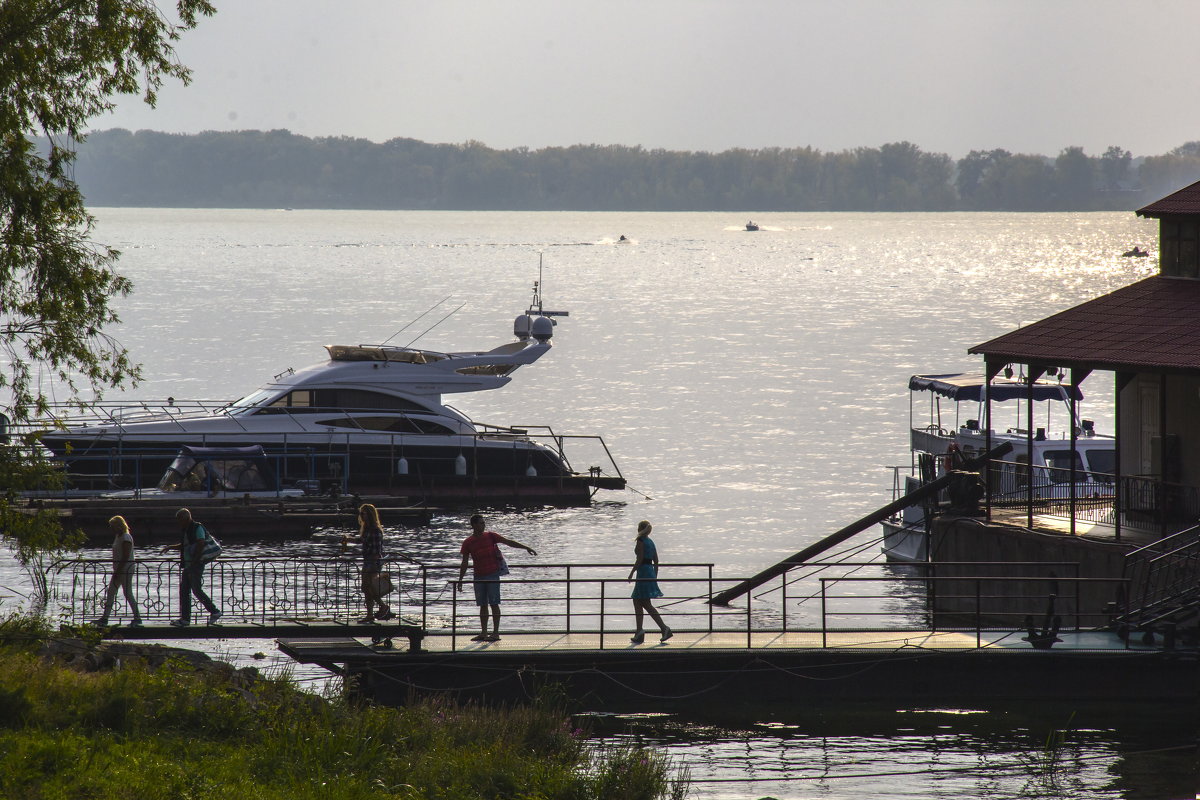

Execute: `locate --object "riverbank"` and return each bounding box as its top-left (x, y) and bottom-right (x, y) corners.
top-left (0, 616), bottom-right (688, 799)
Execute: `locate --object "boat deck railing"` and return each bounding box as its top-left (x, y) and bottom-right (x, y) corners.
top-left (46, 557), bottom-right (1146, 651)
top-left (27, 398), bottom-right (236, 428)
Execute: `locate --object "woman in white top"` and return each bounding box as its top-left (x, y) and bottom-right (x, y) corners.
top-left (93, 515), bottom-right (143, 626)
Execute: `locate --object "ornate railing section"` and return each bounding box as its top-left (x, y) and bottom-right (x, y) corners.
top-left (53, 557), bottom-right (422, 625)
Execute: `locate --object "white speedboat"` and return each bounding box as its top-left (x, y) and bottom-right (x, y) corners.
top-left (37, 290), bottom-right (625, 506)
top-left (882, 372), bottom-right (1115, 562)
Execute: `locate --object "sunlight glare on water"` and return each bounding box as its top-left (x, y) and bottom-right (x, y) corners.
top-left (5, 209), bottom-right (1187, 799)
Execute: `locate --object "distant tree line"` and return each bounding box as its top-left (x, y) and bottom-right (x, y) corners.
top-left (64, 128), bottom-right (1200, 211)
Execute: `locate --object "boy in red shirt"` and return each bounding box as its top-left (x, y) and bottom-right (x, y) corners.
top-left (456, 514), bottom-right (537, 641)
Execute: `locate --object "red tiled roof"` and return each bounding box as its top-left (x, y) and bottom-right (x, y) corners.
top-left (1137, 179), bottom-right (1200, 217)
top-left (969, 276), bottom-right (1200, 372)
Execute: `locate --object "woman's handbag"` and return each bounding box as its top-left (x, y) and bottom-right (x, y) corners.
top-left (494, 546), bottom-right (510, 576)
top-left (373, 572), bottom-right (396, 596)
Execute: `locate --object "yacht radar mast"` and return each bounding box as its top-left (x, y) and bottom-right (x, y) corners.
top-left (528, 253), bottom-right (569, 319)
top-left (515, 254), bottom-right (569, 341)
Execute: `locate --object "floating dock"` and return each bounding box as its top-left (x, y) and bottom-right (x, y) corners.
top-left (56, 552), bottom-right (1196, 710)
top-left (278, 628), bottom-right (1197, 710)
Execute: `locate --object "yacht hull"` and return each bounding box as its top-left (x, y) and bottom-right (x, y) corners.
top-left (39, 433), bottom-right (616, 506)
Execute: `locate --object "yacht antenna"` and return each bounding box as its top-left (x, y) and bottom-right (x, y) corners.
top-left (381, 296), bottom-right (452, 346)
top-left (405, 303), bottom-right (466, 347)
top-left (528, 252), bottom-right (569, 319)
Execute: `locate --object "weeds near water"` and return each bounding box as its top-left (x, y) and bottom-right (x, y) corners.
top-left (1016, 711), bottom-right (1089, 798)
top-left (0, 625), bottom-right (688, 799)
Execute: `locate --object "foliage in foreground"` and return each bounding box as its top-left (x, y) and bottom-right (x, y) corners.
top-left (0, 620), bottom-right (688, 800)
top-left (0, 0), bottom-right (215, 588)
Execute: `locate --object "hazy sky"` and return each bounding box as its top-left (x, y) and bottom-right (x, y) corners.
top-left (98, 0), bottom-right (1200, 158)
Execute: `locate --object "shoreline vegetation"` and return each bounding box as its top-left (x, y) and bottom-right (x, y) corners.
top-left (65, 129), bottom-right (1200, 213)
top-left (0, 615), bottom-right (688, 800)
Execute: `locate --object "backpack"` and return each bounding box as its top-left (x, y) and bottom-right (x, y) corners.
top-left (188, 521), bottom-right (222, 564)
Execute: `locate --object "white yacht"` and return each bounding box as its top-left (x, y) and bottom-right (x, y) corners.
top-left (882, 372), bottom-right (1115, 562)
top-left (37, 293), bottom-right (625, 506)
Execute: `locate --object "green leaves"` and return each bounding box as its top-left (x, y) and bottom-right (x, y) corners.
top-left (0, 2), bottom-right (215, 424)
top-left (0, 2), bottom-right (212, 557)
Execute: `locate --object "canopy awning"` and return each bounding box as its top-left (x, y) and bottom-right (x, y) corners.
top-left (909, 373), bottom-right (1082, 403)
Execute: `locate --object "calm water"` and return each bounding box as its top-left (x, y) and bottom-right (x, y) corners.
top-left (6, 209), bottom-right (1193, 799)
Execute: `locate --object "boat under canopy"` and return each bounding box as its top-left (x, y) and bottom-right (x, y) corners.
top-left (908, 373), bottom-right (1083, 403)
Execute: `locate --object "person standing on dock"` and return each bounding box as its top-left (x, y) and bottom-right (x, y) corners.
top-left (164, 508), bottom-right (222, 626)
top-left (628, 520), bottom-right (671, 644)
top-left (456, 514), bottom-right (537, 642)
top-left (92, 515), bottom-right (142, 627)
top-left (342, 503), bottom-right (395, 623)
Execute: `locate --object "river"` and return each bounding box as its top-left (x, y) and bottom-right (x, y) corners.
top-left (3, 209), bottom-right (1193, 799)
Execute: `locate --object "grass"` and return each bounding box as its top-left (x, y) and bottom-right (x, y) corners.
top-left (0, 615), bottom-right (688, 799)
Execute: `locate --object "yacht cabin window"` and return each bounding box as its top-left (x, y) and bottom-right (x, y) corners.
top-left (255, 389), bottom-right (432, 414)
top-left (318, 416), bottom-right (453, 434)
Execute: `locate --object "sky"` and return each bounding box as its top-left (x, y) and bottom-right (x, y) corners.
top-left (97, 0), bottom-right (1200, 159)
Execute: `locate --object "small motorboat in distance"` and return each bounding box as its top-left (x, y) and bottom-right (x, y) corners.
top-left (1122, 246), bottom-right (1149, 257)
top-left (745, 220), bottom-right (760, 231)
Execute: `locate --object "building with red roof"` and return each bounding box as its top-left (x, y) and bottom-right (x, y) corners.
top-left (928, 180), bottom-right (1200, 641)
top-left (968, 178), bottom-right (1200, 543)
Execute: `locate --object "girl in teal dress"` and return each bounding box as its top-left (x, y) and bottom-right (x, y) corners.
top-left (628, 520), bottom-right (672, 644)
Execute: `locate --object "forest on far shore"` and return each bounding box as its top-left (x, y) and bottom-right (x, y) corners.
top-left (64, 128), bottom-right (1200, 212)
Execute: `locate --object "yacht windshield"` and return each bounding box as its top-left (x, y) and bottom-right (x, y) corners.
top-left (227, 389), bottom-right (277, 414)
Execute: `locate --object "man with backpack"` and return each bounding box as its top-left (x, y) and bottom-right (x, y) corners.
top-left (164, 507), bottom-right (223, 626)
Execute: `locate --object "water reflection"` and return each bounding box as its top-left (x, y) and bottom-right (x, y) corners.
top-left (581, 703), bottom-right (1196, 800)
top-left (2, 209), bottom-right (1182, 799)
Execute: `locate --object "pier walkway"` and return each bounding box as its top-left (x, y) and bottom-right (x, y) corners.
top-left (47, 555), bottom-right (1196, 707)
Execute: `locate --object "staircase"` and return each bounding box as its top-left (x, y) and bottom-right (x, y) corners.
top-left (1114, 525), bottom-right (1200, 648)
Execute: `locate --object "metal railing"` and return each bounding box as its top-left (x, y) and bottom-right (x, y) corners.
top-left (817, 574), bottom-right (1126, 646)
top-left (47, 557), bottom-right (1144, 651)
top-left (1119, 525), bottom-right (1200, 630)
top-left (985, 459), bottom-right (1200, 536)
top-left (53, 556), bottom-right (391, 624)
